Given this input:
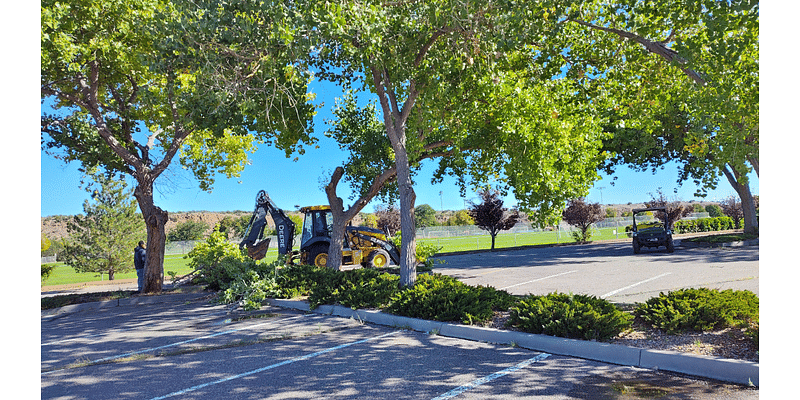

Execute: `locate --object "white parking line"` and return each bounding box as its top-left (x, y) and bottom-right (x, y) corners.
top-left (601, 273), bottom-right (672, 298)
top-left (499, 271), bottom-right (577, 290)
top-left (41, 314), bottom-right (310, 375)
top-left (430, 353), bottom-right (551, 400)
top-left (42, 333), bottom-right (107, 346)
top-left (149, 330), bottom-right (402, 400)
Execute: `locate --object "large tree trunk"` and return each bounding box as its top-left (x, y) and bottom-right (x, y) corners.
top-left (722, 164), bottom-right (758, 235)
top-left (370, 64), bottom-right (421, 287)
top-left (325, 173), bottom-right (348, 271)
top-left (325, 166), bottom-right (399, 271)
top-left (134, 180), bottom-right (168, 293)
top-left (394, 145), bottom-right (418, 288)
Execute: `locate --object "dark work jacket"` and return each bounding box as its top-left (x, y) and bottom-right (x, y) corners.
top-left (134, 246), bottom-right (146, 270)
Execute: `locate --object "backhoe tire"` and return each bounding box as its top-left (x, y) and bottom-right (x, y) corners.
top-left (307, 244), bottom-right (329, 268)
top-left (365, 249), bottom-right (390, 269)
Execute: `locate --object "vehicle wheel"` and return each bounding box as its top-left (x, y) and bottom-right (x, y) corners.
top-left (666, 238), bottom-right (675, 253)
top-left (365, 249), bottom-right (390, 269)
top-left (633, 240), bottom-right (641, 254)
top-left (307, 244), bottom-right (329, 268)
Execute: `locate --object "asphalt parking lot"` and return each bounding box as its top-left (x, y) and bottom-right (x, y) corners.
top-left (435, 241), bottom-right (759, 304)
top-left (41, 292), bottom-right (759, 400)
top-left (41, 241), bottom-right (759, 399)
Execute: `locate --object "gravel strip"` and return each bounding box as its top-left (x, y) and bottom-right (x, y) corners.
top-left (489, 311), bottom-right (758, 363)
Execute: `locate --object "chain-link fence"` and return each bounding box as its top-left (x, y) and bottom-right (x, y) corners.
top-left (41, 212), bottom-right (714, 262)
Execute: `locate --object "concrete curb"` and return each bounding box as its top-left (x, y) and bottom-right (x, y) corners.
top-left (41, 292), bottom-right (210, 318)
top-left (679, 238), bottom-right (759, 248)
top-left (265, 298), bottom-right (759, 387)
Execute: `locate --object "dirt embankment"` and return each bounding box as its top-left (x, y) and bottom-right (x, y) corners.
top-left (42, 211), bottom-right (251, 241)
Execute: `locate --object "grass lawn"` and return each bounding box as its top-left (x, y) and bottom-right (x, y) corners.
top-left (42, 254), bottom-right (195, 287)
top-left (37, 226), bottom-right (659, 288)
top-left (42, 250), bottom-right (283, 287)
top-left (419, 226), bottom-right (626, 252)
top-left (681, 232), bottom-right (758, 244)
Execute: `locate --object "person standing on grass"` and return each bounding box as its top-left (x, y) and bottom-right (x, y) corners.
top-left (134, 241), bottom-right (146, 292)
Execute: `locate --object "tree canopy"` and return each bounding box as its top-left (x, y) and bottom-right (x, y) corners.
top-left (41, 0), bottom-right (316, 292)
top-left (594, 0), bottom-right (759, 233)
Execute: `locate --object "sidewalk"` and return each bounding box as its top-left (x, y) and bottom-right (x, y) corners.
top-left (41, 279), bottom-right (173, 298)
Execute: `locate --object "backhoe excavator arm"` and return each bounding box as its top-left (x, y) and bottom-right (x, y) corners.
top-left (239, 190), bottom-right (295, 260)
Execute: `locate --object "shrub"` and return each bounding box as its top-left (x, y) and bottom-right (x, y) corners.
top-left (188, 230), bottom-right (276, 291)
top-left (507, 292), bottom-right (633, 341)
top-left (634, 288), bottom-right (759, 334)
top-left (273, 264), bottom-right (336, 299)
top-left (41, 263), bottom-right (57, 282)
top-left (219, 267), bottom-right (281, 311)
top-left (309, 268), bottom-right (400, 310)
top-left (385, 274), bottom-right (515, 324)
top-left (391, 232), bottom-right (444, 271)
top-left (672, 217), bottom-right (734, 234)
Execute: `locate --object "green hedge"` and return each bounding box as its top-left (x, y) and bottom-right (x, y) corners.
top-left (672, 217), bottom-right (734, 234)
top-left (624, 217), bottom-right (734, 235)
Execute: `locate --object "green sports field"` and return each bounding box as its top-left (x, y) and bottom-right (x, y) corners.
top-left (41, 227), bottom-right (627, 287)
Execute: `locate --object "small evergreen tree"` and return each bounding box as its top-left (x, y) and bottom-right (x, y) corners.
top-left (62, 172), bottom-right (146, 280)
top-left (562, 198), bottom-right (605, 242)
top-left (468, 190), bottom-right (520, 250)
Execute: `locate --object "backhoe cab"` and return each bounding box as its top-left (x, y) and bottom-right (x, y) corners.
top-left (239, 190), bottom-right (400, 269)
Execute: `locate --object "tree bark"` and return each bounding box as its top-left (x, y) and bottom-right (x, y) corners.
top-left (394, 147), bottom-right (418, 287)
top-left (370, 63), bottom-right (421, 287)
top-left (325, 166), bottom-right (398, 271)
top-left (721, 164), bottom-right (758, 235)
top-left (134, 178), bottom-right (168, 293)
top-left (325, 169), bottom-right (347, 271)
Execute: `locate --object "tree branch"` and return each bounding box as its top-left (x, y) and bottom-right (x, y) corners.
top-left (568, 18), bottom-right (706, 85)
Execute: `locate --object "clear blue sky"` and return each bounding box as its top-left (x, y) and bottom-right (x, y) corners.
top-left (40, 75), bottom-right (758, 217)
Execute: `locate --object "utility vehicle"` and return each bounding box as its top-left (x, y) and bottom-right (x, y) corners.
top-left (631, 207), bottom-right (675, 254)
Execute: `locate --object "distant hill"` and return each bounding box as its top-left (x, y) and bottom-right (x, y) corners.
top-left (41, 210), bottom-right (369, 241)
top-left (41, 201), bottom-right (720, 241)
top-left (41, 211), bottom-right (251, 241)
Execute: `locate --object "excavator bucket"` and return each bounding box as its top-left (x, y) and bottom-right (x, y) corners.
top-left (247, 238), bottom-right (271, 260)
